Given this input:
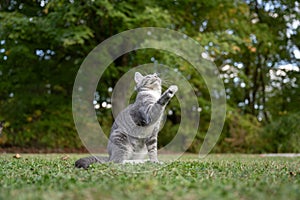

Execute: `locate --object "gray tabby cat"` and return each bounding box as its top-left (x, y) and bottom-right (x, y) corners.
top-left (75, 72), bottom-right (178, 169)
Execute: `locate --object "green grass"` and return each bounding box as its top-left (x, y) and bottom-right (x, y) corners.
top-left (0, 154), bottom-right (299, 200)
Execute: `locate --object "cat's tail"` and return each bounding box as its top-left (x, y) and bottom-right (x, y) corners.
top-left (75, 156), bottom-right (109, 169)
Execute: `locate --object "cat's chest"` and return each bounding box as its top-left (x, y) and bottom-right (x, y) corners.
top-left (143, 91), bottom-right (160, 101)
top-left (116, 107), bottom-right (159, 138)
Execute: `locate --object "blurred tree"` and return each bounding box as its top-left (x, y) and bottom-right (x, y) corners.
top-left (0, 0), bottom-right (299, 152)
top-left (0, 0), bottom-right (172, 148)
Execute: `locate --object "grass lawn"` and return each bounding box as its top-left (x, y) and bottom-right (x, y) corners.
top-left (0, 154), bottom-right (299, 200)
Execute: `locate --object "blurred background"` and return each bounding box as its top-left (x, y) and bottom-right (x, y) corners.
top-left (0, 0), bottom-right (299, 153)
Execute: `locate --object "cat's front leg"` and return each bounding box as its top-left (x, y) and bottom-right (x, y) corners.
top-left (146, 131), bottom-right (159, 163)
top-left (143, 85), bottom-right (178, 125)
top-left (157, 85), bottom-right (178, 106)
top-left (136, 85), bottom-right (178, 127)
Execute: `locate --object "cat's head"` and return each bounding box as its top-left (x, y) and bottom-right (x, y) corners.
top-left (134, 72), bottom-right (162, 92)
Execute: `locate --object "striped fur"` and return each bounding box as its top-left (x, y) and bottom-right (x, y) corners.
top-left (75, 72), bottom-right (178, 169)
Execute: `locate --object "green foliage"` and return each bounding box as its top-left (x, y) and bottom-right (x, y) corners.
top-left (1, 154), bottom-right (300, 200)
top-left (259, 112), bottom-right (300, 153)
top-left (0, 0), bottom-right (173, 149)
top-left (0, 0), bottom-right (299, 152)
top-left (214, 108), bottom-right (263, 153)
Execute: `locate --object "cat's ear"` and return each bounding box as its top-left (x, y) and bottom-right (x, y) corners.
top-left (134, 72), bottom-right (144, 83)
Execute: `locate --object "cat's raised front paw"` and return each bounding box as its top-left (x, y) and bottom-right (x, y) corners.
top-left (168, 85), bottom-right (178, 96)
